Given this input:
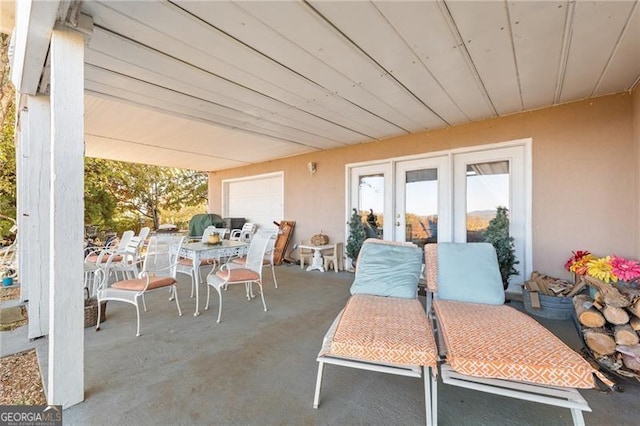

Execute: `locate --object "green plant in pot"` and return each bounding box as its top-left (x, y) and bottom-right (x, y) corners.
top-left (483, 206), bottom-right (519, 290)
top-left (346, 208), bottom-right (366, 268)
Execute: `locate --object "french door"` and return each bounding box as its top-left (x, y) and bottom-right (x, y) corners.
top-left (347, 140), bottom-right (531, 288)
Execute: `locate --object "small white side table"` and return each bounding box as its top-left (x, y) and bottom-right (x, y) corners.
top-left (298, 244), bottom-right (333, 272)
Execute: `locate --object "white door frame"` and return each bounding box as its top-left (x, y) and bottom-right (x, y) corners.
top-left (346, 138), bottom-right (532, 286)
top-left (394, 155), bottom-right (452, 243)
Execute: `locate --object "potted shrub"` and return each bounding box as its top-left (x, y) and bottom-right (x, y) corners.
top-left (483, 206), bottom-right (519, 290)
top-left (346, 208), bottom-right (366, 269)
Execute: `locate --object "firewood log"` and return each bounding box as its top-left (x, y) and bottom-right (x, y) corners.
top-left (603, 305), bottom-right (630, 325)
top-left (573, 294), bottom-right (606, 328)
top-left (583, 276), bottom-right (631, 308)
top-left (593, 290), bottom-right (604, 310)
top-left (626, 299), bottom-right (640, 319)
top-left (630, 316), bottom-right (640, 331)
top-left (616, 285), bottom-right (640, 301)
top-left (614, 324), bottom-right (640, 346)
top-left (616, 344), bottom-right (640, 373)
top-left (621, 354), bottom-right (640, 373)
top-left (583, 328), bottom-right (617, 355)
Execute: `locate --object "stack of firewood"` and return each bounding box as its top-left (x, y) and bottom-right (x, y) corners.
top-left (573, 276), bottom-right (640, 382)
top-left (525, 271), bottom-right (581, 296)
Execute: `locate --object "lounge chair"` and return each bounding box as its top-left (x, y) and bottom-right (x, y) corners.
top-left (425, 243), bottom-right (610, 426)
top-left (313, 239), bottom-right (438, 425)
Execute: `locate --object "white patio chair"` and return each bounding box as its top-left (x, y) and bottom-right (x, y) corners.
top-left (231, 228), bottom-right (279, 288)
top-left (211, 227), bottom-right (230, 239)
top-left (205, 230), bottom-right (273, 323)
top-left (96, 236), bottom-right (184, 337)
top-left (323, 242), bottom-right (344, 273)
top-left (299, 240), bottom-right (313, 269)
top-left (229, 223), bottom-right (257, 243)
top-left (108, 227), bottom-right (150, 281)
top-left (85, 231), bottom-right (135, 287)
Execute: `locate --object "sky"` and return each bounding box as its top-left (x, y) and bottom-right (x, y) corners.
top-left (359, 173), bottom-right (509, 216)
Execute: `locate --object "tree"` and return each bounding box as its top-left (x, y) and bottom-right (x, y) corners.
top-left (0, 34), bottom-right (16, 241)
top-left (483, 206), bottom-right (519, 290)
top-left (84, 158), bottom-right (208, 230)
top-left (346, 208), bottom-right (366, 266)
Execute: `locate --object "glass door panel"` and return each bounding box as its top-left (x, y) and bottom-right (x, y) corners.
top-left (350, 163), bottom-right (392, 241)
top-left (465, 160), bottom-right (510, 242)
top-left (359, 174), bottom-right (384, 239)
top-left (453, 145), bottom-right (529, 289)
top-left (395, 157), bottom-right (451, 248)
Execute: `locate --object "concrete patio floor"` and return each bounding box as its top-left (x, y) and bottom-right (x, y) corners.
top-left (2, 265), bottom-right (639, 425)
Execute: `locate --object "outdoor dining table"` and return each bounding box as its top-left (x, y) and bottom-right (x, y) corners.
top-left (298, 243), bottom-right (333, 272)
top-left (176, 240), bottom-right (249, 316)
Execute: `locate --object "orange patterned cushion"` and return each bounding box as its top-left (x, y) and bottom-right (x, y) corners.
top-left (434, 300), bottom-right (597, 388)
top-left (216, 268), bottom-right (260, 282)
top-left (112, 276), bottom-right (176, 291)
top-left (424, 244), bottom-right (438, 292)
top-left (329, 295), bottom-right (437, 367)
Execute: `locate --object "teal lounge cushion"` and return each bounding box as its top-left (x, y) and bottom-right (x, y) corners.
top-left (437, 242), bottom-right (505, 305)
top-left (350, 240), bottom-right (422, 299)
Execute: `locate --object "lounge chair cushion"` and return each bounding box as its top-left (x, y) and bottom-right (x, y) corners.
top-left (350, 239), bottom-right (422, 299)
top-left (437, 242), bottom-right (505, 305)
top-left (434, 300), bottom-right (597, 388)
top-left (326, 294), bottom-right (438, 367)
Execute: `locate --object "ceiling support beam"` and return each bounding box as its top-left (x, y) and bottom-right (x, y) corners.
top-left (9, 0), bottom-right (60, 95)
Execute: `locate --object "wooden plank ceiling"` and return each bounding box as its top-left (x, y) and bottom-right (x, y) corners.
top-left (80, 0), bottom-right (640, 171)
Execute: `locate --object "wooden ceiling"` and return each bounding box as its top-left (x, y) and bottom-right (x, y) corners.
top-left (79, 0), bottom-right (640, 171)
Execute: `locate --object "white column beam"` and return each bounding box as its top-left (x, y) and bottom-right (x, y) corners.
top-left (48, 26), bottom-right (84, 409)
top-left (10, 0), bottom-right (60, 94)
top-left (16, 96), bottom-right (52, 339)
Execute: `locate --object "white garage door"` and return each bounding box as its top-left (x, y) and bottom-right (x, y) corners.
top-left (223, 172), bottom-right (283, 231)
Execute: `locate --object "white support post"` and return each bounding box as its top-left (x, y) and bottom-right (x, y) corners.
top-left (16, 96), bottom-right (52, 339)
top-left (47, 27), bottom-right (85, 408)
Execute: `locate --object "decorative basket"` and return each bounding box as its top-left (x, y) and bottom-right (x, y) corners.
top-left (84, 288), bottom-right (107, 328)
top-left (311, 232), bottom-right (329, 246)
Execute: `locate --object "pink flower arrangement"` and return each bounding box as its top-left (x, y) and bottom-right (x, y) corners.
top-left (565, 250), bottom-right (640, 283)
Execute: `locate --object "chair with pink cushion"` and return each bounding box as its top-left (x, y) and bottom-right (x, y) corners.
top-left (204, 230), bottom-right (274, 323)
top-left (96, 236), bottom-right (184, 337)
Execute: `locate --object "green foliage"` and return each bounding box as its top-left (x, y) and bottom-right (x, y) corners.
top-left (483, 206), bottom-right (519, 289)
top-left (0, 103), bottom-right (16, 240)
top-left (84, 158), bottom-right (208, 230)
top-left (346, 208), bottom-right (366, 263)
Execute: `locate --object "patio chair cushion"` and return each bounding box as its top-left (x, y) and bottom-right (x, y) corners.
top-left (231, 257), bottom-right (270, 266)
top-left (215, 268), bottom-right (260, 282)
top-left (350, 239), bottom-right (422, 299)
top-left (434, 299), bottom-right (597, 388)
top-left (86, 254), bottom-right (123, 263)
top-left (437, 242), bottom-right (504, 305)
top-left (326, 294), bottom-right (437, 367)
top-left (111, 276), bottom-right (176, 291)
